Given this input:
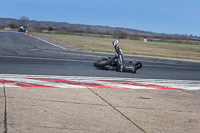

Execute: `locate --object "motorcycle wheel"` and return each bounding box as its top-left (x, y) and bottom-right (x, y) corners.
top-left (94, 60), bottom-right (110, 67)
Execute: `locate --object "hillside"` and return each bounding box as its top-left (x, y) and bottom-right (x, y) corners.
top-left (0, 17), bottom-right (199, 40)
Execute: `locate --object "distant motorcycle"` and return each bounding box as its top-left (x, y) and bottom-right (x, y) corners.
top-left (94, 40), bottom-right (142, 73)
top-left (18, 26), bottom-right (26, 32)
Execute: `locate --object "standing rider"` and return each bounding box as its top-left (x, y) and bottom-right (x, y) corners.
top-left (113, 40), bottom-right (124, 72)
top-left (113, 40), bottom-right (140, 73)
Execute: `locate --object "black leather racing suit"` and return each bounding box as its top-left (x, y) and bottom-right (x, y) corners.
top-left (113, 40), bottom-right (135, 72)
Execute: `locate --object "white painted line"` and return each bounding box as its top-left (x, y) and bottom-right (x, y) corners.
top-left (0, 55), bottom-right (93, 62)
top-left (28, 34), bottom-right (67, 50)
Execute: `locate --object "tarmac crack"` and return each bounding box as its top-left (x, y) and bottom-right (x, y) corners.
top-left (1, 48), bottom-right (17, 55)
top-left (3, 86), bottom-right (8, 133)
top-left (26, 42), bottom-right (37, 49)
top-left (8, 123), bottom-right (103, 133)
top-left (80, 82), bottom-right (146, 133)
top-left (6, 96), bottom-right (108, 107)
top-left (115, 105), bottom-right (195, 114)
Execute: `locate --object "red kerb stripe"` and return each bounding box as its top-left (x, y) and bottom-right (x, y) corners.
top-left (0, 79), bottom-right (58, 88)
top-left (29, 78), bottom-right (130, 89)
top-left (99, 80), bottom-right (185, 90)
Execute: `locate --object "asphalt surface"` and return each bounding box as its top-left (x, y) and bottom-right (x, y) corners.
top-left (0, 31), bottom-right (200, 133)
top-left (0, 31), bottom-right (200, 80)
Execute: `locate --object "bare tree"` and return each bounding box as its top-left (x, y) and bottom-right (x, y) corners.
top-left (130, 33), bottom-right (139, 40)
top-left (19, 16), bottom-right (29, 27)
top-left (86, 26), bottom-right (91, 34)
top-left (94, 28), bottom-right (99, 35)
top-left (34, 21), bottom-right (42, 32)
top-left (9, 19), bottom-right (17, 29)
top-left (48, 24), bottom-right (53, 31)
top-left (66, 24), bottom-right (76, 34)
top-left (112, 29), bottom-right (128, 39)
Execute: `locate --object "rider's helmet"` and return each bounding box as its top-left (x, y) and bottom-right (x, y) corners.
top-left (113, 40), bottom-right (120, 46)
top-left (135, 62), bottom-right (143, 70)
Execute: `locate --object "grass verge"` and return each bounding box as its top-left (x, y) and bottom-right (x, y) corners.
top-left (31, 32), bottom-right (200, 60)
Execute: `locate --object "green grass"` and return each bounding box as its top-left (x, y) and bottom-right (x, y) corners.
top-left (31, 32), bottom-right (200, 60)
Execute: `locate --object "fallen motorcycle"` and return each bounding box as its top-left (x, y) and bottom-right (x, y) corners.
top-left (18, 26), bottom-right (26, 32)
top-left (94, 40), bottom-right (142, 73)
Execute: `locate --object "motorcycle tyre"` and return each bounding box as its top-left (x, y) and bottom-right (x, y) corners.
top-left (94, 60), bottom-right (110, 67)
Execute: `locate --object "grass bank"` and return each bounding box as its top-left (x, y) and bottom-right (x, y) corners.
top-left (31, 32), bottom-right (200, 60)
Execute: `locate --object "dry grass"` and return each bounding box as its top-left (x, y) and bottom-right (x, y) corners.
top-left (31, 32), bottom-right (200, 60)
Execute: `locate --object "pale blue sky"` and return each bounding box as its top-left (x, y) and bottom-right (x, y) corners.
top-left (0, 0), bottom-right (199, 36)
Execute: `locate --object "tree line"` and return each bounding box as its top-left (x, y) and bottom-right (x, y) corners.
top-left (1, 16), bottom-right (199, 42)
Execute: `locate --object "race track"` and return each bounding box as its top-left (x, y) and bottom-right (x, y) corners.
top-left (0, 31), bottom-right (200, 90)
top-left (1, 31), bottom-right (200, 133)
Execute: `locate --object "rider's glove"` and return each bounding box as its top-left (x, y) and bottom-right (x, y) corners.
top-left (119, 49), bottom-right (123, 55)
top-left (113, 40), bottom-right (120, 46)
